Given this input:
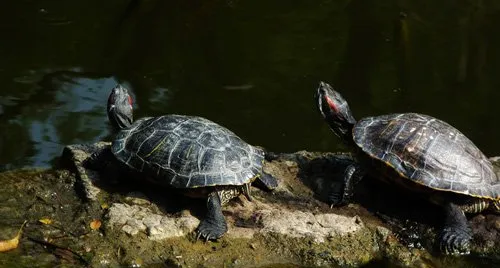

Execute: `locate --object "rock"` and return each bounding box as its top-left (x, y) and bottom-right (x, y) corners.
top-left (257, 210), bottom-right (363, 243)
top-left (61, 142), bottom-right (110, 200)
top-left (375, 226), bottom-right (391, 242)
top-left (107, 202), bottom-right (199, 240)
top-left (124, 192), bottom-right (152, 206)
top-left (494, 218), bottom-right (500, 231)
top-left (1, 145), bottom-right (499, 267)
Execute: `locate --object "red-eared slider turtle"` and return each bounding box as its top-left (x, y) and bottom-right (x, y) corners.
top-left (316, 81), bottom-right (500, 255)
top-left (92, 85), bottom-right (278, 240)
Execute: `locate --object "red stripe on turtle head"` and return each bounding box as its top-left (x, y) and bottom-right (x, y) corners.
top-left (326, 95), bottom-right (339, 113)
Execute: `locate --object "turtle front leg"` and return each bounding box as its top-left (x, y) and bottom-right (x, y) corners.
top-left (196, 191), bottom-right (228, 241)
top-left (328, 163), bottom-right (364, 207)
top-left (84, 147), bottom-right (113, 170)
top-left (439, 202), bottom-right (472, 255)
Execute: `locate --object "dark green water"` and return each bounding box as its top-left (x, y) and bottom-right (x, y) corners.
top-left (2, 0), bottom-right (500, 172)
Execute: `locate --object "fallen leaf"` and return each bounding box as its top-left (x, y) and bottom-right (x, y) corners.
top-left (0, 221), bottom-right (27, 252)
top-left (38, 218), bottom-right (53, 225)
top-left (100, 203), bottom-right (109, 209)
top-left (89, 220), bottom-right (101, 230)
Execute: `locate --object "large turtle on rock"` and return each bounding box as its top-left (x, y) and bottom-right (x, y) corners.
top-left (89, 85), bottom-right (278, 240)
top-left (316, 81), bottom-right (500, 255)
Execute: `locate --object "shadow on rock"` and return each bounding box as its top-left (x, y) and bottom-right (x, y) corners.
top-left (269, 150), bottom-right (500, 258)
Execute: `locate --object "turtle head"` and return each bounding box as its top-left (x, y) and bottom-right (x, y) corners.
top-left (316, 81), bottom-right (356, 141)
top-left (107, 84), bottom-right (133, 131)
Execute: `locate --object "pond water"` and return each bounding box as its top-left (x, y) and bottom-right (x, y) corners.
top-left (1, 1), bottom-right (500, 267)
top-left (2, 0), bottom-right (500, 171)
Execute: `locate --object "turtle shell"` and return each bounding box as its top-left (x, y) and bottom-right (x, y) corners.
top-left (111, 115), bottom-right (265, 188)
top-left (353, 113), bottom-right (500, 200)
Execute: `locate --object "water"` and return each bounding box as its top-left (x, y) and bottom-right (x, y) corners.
top-left (1, 1), bottom-right (500, 171)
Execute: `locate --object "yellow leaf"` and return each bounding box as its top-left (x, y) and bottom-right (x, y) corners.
top-left (38, 218), bottom-right (53, 225)
top-left (100, 203), bottom-right (109, 209)
top-left (90, 220), bottom-right (101, 230)
top-left (0, 221), bottom-right (27, 252)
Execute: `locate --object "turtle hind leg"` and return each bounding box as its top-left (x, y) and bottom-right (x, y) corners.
top-left (252, 171), bottom-right (278, 192)
top-left (195, 191), bottom-right (228, 241)
top-left (439, 202), bottom-right (472, 255)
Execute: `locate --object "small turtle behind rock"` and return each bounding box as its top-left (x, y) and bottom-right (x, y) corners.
top-left (87, 85), bottom-right (278, 241)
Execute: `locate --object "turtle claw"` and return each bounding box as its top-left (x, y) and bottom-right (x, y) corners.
top-left (195, 231), bottom-right (203, 241)
top-left (194, 230), bottom-right (220, 242)
top-left (195, 220), bottom-right (227, 242)
top-left (195, 230), bottom-right (210, 241)
top-left (439, 227), bottom-right (471, 255)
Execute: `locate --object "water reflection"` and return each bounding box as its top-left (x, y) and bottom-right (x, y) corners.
top-left (0, 70), bottom-right (119, 170)
top-left (1, 0), bottom-right (500, 172)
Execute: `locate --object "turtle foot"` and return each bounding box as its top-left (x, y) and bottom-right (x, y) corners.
top-left (327, 182), bottom-right (348, 207)
top-left (195, 219), bottom-right (227, 241)
top-left (439, 226), bottom-right (471, 255)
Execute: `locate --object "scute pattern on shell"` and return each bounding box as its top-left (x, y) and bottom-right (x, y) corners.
top-left (111, 115), bottom-right (265, 188)
top-left (353, 113), bottom-right (500, 200)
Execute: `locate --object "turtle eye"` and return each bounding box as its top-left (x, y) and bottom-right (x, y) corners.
top-left (108, 92), bottom-right (116, 106)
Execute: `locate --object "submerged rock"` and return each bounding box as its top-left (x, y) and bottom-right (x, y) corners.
top-left (0, 143), bottom-right (499, 267)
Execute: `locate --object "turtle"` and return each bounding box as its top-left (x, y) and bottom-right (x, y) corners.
top-left (315, 81), bottom-right (500, 255)
top-left (90, 84), bottom-right (278, 241)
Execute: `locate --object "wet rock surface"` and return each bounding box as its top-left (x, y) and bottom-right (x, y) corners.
top-left (0, 143), bottom-right (499, 267)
